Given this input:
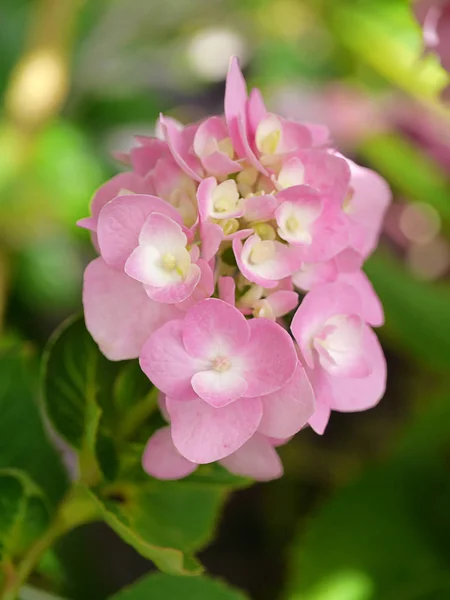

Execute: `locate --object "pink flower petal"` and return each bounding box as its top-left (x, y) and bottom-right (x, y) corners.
top-left (291, 281), bottom-right (363, 368)
top-left (139, 320), bottom-right (203, 401)
top-left (346, 159), bottom-right (391, 258)
top-left (166, 395), bottom-right (263, 463)
top-left (313, 314), bottom-right (372, 378)
top-left (77, 217), bottom-right (96, 232)
top-left (201, 222), bottom-right (223, 262)
top-left (193, 116), bottom-right (242, 176)
top-left (201, 152), bottom-right (243, 177)
top-left (191, 369), bottom-right (248, 407)
top-left (182, 298), bottom-right (250, 358)
top-left (233, 235), bottom-right (302, 288)
top-left (308, 398), bottom-right (332, 435)
top-left (224, 56), bottom-right (248, 159)
top-left (145, 263), bottom-right (202, 304)
top-left (220, 433), bottom-right (283, 481)
top-left (241, 318), bottom-right (297, 397)
top-left (142, 427), bottom-right (198, 480)
top-left (177, 259), bottom-right (214, 310)
top-left (278, 119), bottom-right (312, 153)
top-left (303, 122), bottom-right (331, 147)
top-left (328, 326), bottom-right (386, 413)
top-left (83, 258), bottom-right (178, 360)
top-left (259, 362), bottom-right (315, 438)
top-left (244, 194), bottom-right (278, 222)
top-left (247, 88), bottom-right (268, 136)
top-left (338, 270), bottom-right (384, 327)
top-left (218, 276), bottom-right (236, 306)
top-left (293, 150), bottom-right (351, 204)
top-left (265, 290), bottom-right (299, 318)
top-left (237, 114), bottom-right (269, 175)
top-left (292, 259), bottom-right (338, 292)
top-left (130, 139), bottom-right (170, 176)
top-left (97, 194), bottom-right (183, 269)
top-left (160, 116), bottom-right (203, 181)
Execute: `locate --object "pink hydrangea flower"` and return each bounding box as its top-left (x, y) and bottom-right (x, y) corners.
top-left (291, 282), bottom-right (387, 434)
top-left (79, 56), bottom-right (390, 481)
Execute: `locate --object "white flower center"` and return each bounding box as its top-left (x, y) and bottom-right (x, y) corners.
top-left (249, 240), bottom-right (276, 265)
top-left (212, 356), bottom-right (231, 372)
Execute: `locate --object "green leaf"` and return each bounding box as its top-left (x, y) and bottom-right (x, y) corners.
top-left (0, 340), bottom-right (67, 506)
top-left (365, 250), bottom-right (450, 371)
top-left (109, 572), bottom-right (249, 600)
top-left (285, 394), bottom-right (450, 600)
top-left (87, 478), bottom-right (232, 576)
top-left (0, 470), bottom-right (50, 562)
top-left (42, 316), bottom-right (120, 483)
top-left (42, 316), bottom-right (116, 451)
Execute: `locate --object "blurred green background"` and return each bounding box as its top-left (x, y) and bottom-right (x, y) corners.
top-left (1, 0), bottom-right (450, 598)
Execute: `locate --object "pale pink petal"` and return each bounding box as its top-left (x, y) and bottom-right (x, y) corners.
top-left (139, 320), bottom-right (203, 401)
top-left (303, 363), bottom-right (333, 434)
top-left (259, 362), bottom-right (315, 438)
top-left (97, 194), bottom-right (182, 269)
top-left (300, 212), bottom-right (349, 263)
top-left (191, 369), bottom-right (248, 407)
top-left (86, 172), bottom-right (148, 230)
top-left (220, 433), bottom-right (283, 481)
top-left (139, 211), bottom-right (187, 249)
top-left (197, 177), bottom-right (217, 221)
top-left (291, 282), bottom-right (363, 368)
top-left (346, 159), bottom-right (391, 258)
top-left (201, 222), bottom-right (223, 262)
top-left (233, 235), bottom-right (302, 288)
top-left (77, 217), bottom-right (96, 231)
top-left (218, 276), bottom-right (236, 306)
top-left (313, 314), bottom-right (372, 378)
top-left (160, 116), bottom-right (203, 181)
top-left (83, 258), bottom-right (178, 361)
top-left (177, 259), bottom-right (214, 310)
top-left (278, 119), bottom-right (312, 153)
top-left (247, 88), bottom-right (267, 136)
top-left (338, 270), bottom-right (384, 327)
top-left (293, 150), bottom-right (351, 204)
top-left (237, 114), bottom-right (269, 175)
top-left (275, 186), bottom-right (324, 246)
top-left (308, 398), bottom-right (332, 435)
top-left (328, 326), bottom-right (387, 412)
top-left (224, 56), bottom-right (248, 158)
top-left (145, 263), bottom-right (202, 304)
top-left (334, 248), bottom-right (364, 273)
top-left (265, 290), bottom-right (299, 318)
top-left (130, 140), bottom-right (170, 176)
top-left (166, 395), bottom-right (263, 463)
top-left (292, 259), bottom-right (338, 292)
top-left (243, 194), bottom-right (278, 222)
top-left (194, 116), bottom-right (242, 176)
top-left (202, 152), bottom-right (243, 176)
top-left (142, 427), bottom-right (198, 480)
top-left (182, 298), bottom-right (250, 358)
top-left (302, 122), bottom-right (331, 147)
top-left (193, 116), bottom-right (229, 157)
top-left (158, 392), bottom-right (170, 422)
top-left (241, 318), bottom-right (297, 397)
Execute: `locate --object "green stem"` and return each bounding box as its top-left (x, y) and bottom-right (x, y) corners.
top-left (118, 387), bottom-right (159, 441)
top-left (1, 486), bottom-right (98, 600)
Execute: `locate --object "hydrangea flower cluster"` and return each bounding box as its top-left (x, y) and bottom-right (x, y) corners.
top-left (79, 58), bottom-right (390, 482)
